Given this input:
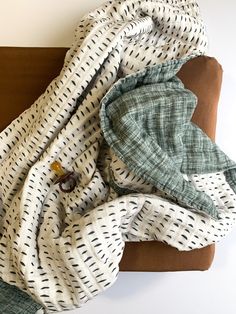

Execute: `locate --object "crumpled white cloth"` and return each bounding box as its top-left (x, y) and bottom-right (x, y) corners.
top-left (1, 0), bottom-right (234, 313)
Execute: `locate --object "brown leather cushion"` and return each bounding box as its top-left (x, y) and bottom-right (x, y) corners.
top-left (177, 56), bottom-right (222, 140)
top-left (0, 47), bottom-right (222, 271)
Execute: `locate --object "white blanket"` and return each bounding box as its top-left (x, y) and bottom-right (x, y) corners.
top-left (0, 0), bottom-right (235, 313)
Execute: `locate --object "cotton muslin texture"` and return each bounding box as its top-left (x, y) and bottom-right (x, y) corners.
top-left (0, 0), bottom-right (235, 313)
top-left (0, 280), bottom-right (42, 314)
top-left (99, 58), bottom-right (236, 220)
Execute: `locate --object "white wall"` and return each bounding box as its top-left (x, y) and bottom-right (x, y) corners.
top-left (0, 0), bottom-right (104, 47)
top-left (1, 1), bottom-right (236, 313)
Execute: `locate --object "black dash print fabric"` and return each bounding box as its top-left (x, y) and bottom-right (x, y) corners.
top-left (0, 0), bottom-right (235, 313)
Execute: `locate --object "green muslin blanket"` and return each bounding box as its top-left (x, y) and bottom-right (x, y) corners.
top-left (0, 280), bottom-right (42, 314)
top-left (100, 58), bottom-right (236, 220)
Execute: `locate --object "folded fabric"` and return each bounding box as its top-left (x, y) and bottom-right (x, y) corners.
top-left (100, 58), bottom-right (236, 220)
top-left (0, 280), bottom-right (43, 314)
top-left (0, 0), bottom-right (231, 313)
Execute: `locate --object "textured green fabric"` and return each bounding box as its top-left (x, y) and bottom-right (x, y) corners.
top-left (100, 58), bottom-right (236, 220)
top-left (0, 280), bottom-right (42, 314)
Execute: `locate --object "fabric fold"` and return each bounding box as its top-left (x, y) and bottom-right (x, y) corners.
top-left (1, 0), bottom-right (234, 313)
top-left (100, 59), bottom-right (236, 219)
